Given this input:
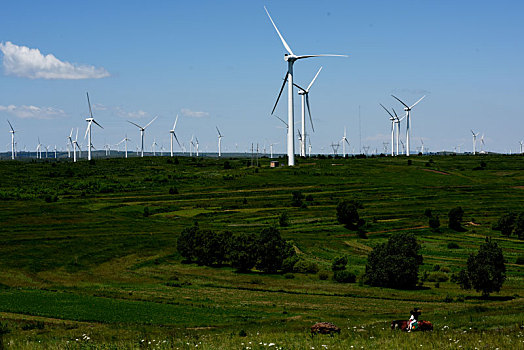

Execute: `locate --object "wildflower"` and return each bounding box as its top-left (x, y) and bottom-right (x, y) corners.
top-left (269, 343), bottom-right (275, 347)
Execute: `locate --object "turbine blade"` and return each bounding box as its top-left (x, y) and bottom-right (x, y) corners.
top-left (144, 116), bottom-right (158, 129)
top-left (264, 6), bottom-right (294, 55)
top-left (7, 120), bottom-right (14, 132)
top-left (296, 54), bottom-right (348, 60)
top-left (306, 66), bottom-right (323, 92)
top-left (293, 82), bottom-right (306, 91)
top-left (409, 95), bottom-right (426, 109)
top-left (92, 119), bottom-right (103, 129)
top-left (174, 133), bottom-right (181, 148)
top-left (306, 94), bottom-right (315, 132)
top-left (391, 95), bottom-right (409, 109)
top-left (216, 126), bottom-right (222, 137)
top-left (69, 128), bottom-right (73, 138)
top-left (379, 103), bottom-right (395, 118)
top-left (127, 120), bottom-right (143, 129)
top-left (87, 92), bottom-right (94, 118)
top-left (75, 128), bottom-right (78, 141)
top-left (173, 114), bottom-right (179, 131)
top-left (271, 71), bottom-right (289, 114)
top-left (84, 123), bottom-right (90, 140)
top-left (273, 114), bottom-right (288, 127)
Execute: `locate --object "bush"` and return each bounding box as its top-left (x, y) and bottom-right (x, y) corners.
top-left (433, 264), bottom-right (441, 271)
top-left (169, 187), bottom-right (179, 195)
top-left (283, 273), bottom-right (295, 279)
top-left (447, 242), bottom-right (460, 249)
top-left (336, 199), bottom-right (365, 230)
top-left (365, 232), bottom-right (423, 289)
top-left (318, 271), bottom-right (329, 280)
top-left (177, 223), bottom-right (199, 262)
top-left (256, 227), bottom-right (296, 273)
top-left (331, 256), bottom-right (348, 272)
top-left (305, 194), bottom-right (314, 202)
top-left (333, 270), bottom-right (356, 283)
top-left (516, 256), bottom-right (524, 265)
top-left (427, 271), bottom-right (449, 282)
top-left (452, 237), bottom-right (506, 297)
top-left (229, 232), bottom-right (259, 272)
top-left (440, 266), bottom-right (451, 273)
top-left (494, 212), bottom-right (524, 239)
top-left (291, 191), bottom-right (304, 207)
top-left (223, 161), bottom-right (232, 169)
top-left (143, 207), bottom-right (150, 217)
top-left (424, 208), bottom-right (433, 217)
top-left (279, 212), bottom-right (289, 227)
top-left (293, 260), bottom-right (319, 274)
top-left (448, 206), bottom-right (465, 231)
top-left (429, 215), bottom-right (440, 230)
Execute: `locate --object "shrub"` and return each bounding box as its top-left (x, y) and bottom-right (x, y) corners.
top-left (448, 206), bottom-right (465, 231)
top-left (293, 260), bottom-right (319, 274)
top-left (318, 271), bottom-right (329, 280)
top-left (333, 270), bottom-right (356, 283)
top-left (284, 273), bottom-right (295, 279)
top-left (169, 187), bottom-right (179, 195)
top-left (424, 208), bottom-right (433, 217)
top-left (443, 294), bottom-right (454, 303)
top-left (223, 161), bottom-right (232, 169)
top-left (331, 256), bottom-right (348, 272)
top-left (336, 199), bottom-right (365, 230)
top-left (429, 215), bottom-right (440, 230)
top-left (433, 264), bottom-right (441, 271)
top-left (427, 271), bottom-right (449, 282)
top-left (177, 223), bottom-right (199, 262)
top-left (279, 212), bottom-right (289, 227)
top-left (516, 256), bottom-right (524, 265)
top-left (143, 207), bottom-right (150, 217)
top-left (291, 191), bottom-right (304, 207)
top-left (440, 266), bottom-right (451, 273)
top-left (305, 194), bottom-right (314, 202)
top-left (447, 242), bottom-right (460, 249)
top-left (365, 232), bottom-right (423, 289)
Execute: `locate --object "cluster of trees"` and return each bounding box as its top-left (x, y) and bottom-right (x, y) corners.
top-left (177, 224), bottom-right (296, 273)
top-left (336, 199), bottom-right (366, 236)
top-left (492, 212), bottom-right (524, 239)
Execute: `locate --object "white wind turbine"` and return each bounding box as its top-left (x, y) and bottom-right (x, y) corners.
top-left (420, 138), bottom-right (425, 154)
top-left (67, 129), bottom-right (74, 158)
top-left (379, 104), bottom-right (399, 157)
top-left (72, 128), bottom-right (81, 162)
top-left (216, 126), bottom-right (224, 157)
top-left (54, 145), bottom-right (57, 159)
top-left (195, 137), bottom-right (200, 157)
top-left (169, 115), bottom-right (181, 157)
top-left (128, 116), bottom-right (157, 157)
top-left (116, 135), bottom-right (131, 158)
top-left (265, 6), bottom-right (347, 166)
top-left (391, 95), bottom-right (425, 157)
top-left (7, 120), bottom-right (16, 160)
top-left (152, 139), bottom-right (158, 156)
top-left (341, 127), bottom-right (350, 157)
top-left (480, 134), bottom-right (485, 153)
top-left (189, 136), bottom-right (194, 156)
top-left (293, 66), bottom-right (322, 157)
top-left (308, 140), bottom-right (312, 157)
top-left (84, 92), bottom-right (103, 161)
top-left (471, 130), bottom-right (479, 155)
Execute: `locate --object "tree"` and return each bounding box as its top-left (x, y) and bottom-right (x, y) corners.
top-left (177, 223), bottom-right (199, 262)
top-left (291, 191), bottom-right (304, 207)
top-left (256, 227), bottom-right (295, 273)
top-left (448, 206), bottom-right (465, 231)
top-left (336, 199), bottom-right (364, 230)
top-left (493, 212), bottom-right (524, 239)
top-left (193, 229), bottom-right (230, 266)
top-left (229, 232), bottom-right (259, 272)
top-left (452, 238), bottom-right (506, 297)
top-left (428, 215), bottom-right (440, 231)
top-left (365, 232), bottom-right (423, 289)
top-left (331, 256), bottom-right (348, 272)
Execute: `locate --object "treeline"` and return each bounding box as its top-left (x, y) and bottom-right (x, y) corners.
top-left (177, 224), bottom-right (297, 273)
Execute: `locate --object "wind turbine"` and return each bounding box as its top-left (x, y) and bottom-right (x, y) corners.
top-left (128, 116), bottom-right (157, 157)
top-left (195, 137), bottom-right (200, 157)
top-left (480, 134), bottom-right (485, 153)
top-left (471, 130), bottom-right (479, 155)
top-left (420, 138), bottom-right (425, 154)
top-left (67, 129), bottom-right (74, 158)
top-left (391, 95), bottom-right (425, 156)
top-left (116, 135), bottom-right (131, 158)
top-left (54, 145), bottom-right (57, 159)
top-left (341, 127), bottom-right (350, 157)
top-left (152, 139), bottom-right (158, 156)
top-left (265, 6), bottom-right (347, 166)
top-left (216, 126), bottom-right (224, 157)
top-left (7, 120), bottom-right (16, 160)
top-left (84, 92), bottom-right (103, 161)
top-left (293, 66), bottom-right (322, 157)
top-left (169, 115), bottom-right (181, 157)
top-left (72, 128), bottom-right (81, 162)
top-left (379, 104), bottom-right (399, 157)
top-left (189, 136), bottom-right (194, 156)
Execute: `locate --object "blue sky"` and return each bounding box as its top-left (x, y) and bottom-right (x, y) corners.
top-left (1, 0), bottom-right (523, 155)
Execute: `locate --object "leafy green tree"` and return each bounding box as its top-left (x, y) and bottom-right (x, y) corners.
top-left (331, 256), bottom-right (348, 272)
top-left (193, 230), bottom-right (230, 266)
top-left (291, 191), bottom-right (304, 207)
top-left (256, 227), bottom-right (294, 273)
top-left (229, 232), bottom-right (259, 272)
top-left (448, 206), bottom-right (465, 231)
top-left (493, 212), bottom-right (516, 236)
top-left (429, 215), bottom-right (440, 231)
top-left (514, 212), bottom-right (524, 239)
top-left (177, 223), bottom-right (199, 262)
top-left (279, 212), bottom-right (289, 227)
top-left (333, 270), bottom-right (356, 283)
top-left (336, 199), bottom-right (364, 230)
top-left (365, 232), bottom-right (423, 289)
top-left (452, 238), bottom-right (506, 297)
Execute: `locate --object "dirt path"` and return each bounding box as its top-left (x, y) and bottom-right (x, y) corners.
top-left (422, 169), bottom-right (450, 175)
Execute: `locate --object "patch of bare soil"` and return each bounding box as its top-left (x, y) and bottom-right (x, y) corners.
top-left (422, 169), bottom-right (450, 175)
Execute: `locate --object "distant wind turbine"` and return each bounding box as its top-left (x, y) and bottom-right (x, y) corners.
top-left (7, 120), bottom-right (16, 160)
top-left (391, 95), bottom-right (425, 157)
top-left (379, 104), bottom-right (398, 157)
top-left (471, 130), bottom-right (480, 155)
top-left (265, 6), bottom-right (347, 166)
top-left (341, 127), bottom-right (350, 157)
top-left (84, 92), bottom-right (103, 161)
top-left (116, 135), bottom-right (131, 158)
top-left (128, 116), bottom-right (157, 157)
top-left (216, 126), bottom-right (224, 157)
top-left (169, 115), bottom-right (181, 157)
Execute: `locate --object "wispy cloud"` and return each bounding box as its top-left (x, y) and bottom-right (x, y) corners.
top-left (0, 41), bottom-right (110, 79)
top-left (114, 106), bottom-right (149, 119)
top-left (181, 108), bottom-right (209, 118)
top-left (0, 104), bottom-right (67, 119)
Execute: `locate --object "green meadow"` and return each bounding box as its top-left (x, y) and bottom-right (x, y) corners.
top-left (0, 154), bottom-right (523, 349)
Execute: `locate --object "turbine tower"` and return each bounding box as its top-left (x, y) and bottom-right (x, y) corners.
top-left (116, 135), bottom-right (131, 158)
top-left (216, 126), bottom-right (224, 157)
top-left (265, 6), bottom-right (347, 166)
top-left (293, 66), bottom-right (322, 157)
top-left (379, 104), bottom-right (398, 157)
top-left (128, 116), bottom-right (157, 157)
top-left (471, 130), bottom-right (479, 155)
top-left (391, 95), bottom-right (425, 156)
top-left (169, 115), bottom-right (180, 157)
top-left (341, 127), bottom-right (350, 157)
top-left (84, 92), bottom-right (103, 161)
top-left (519, 140), bottom-right (523, 154)
top-left (7, 120), bottom-right (16, 160)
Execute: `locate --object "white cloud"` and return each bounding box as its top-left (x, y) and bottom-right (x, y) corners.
top-left (0, 41), bottom-right (110, 79)
top-left (0, 104), bottom-right (67, 119)
top-left (114, 106), bottom-right (149, 119)
top-left (181, 108), bottom-right (209, 118)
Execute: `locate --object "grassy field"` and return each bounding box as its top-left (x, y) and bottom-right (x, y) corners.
top-left (0, 154), bottom-right (523, 349)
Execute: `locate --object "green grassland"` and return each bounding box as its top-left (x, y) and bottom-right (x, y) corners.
top-left (0, 154), bottom-right (523, 349)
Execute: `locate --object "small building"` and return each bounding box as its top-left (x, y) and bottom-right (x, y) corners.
top-left (270, 160), bottom-right (279, 168)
